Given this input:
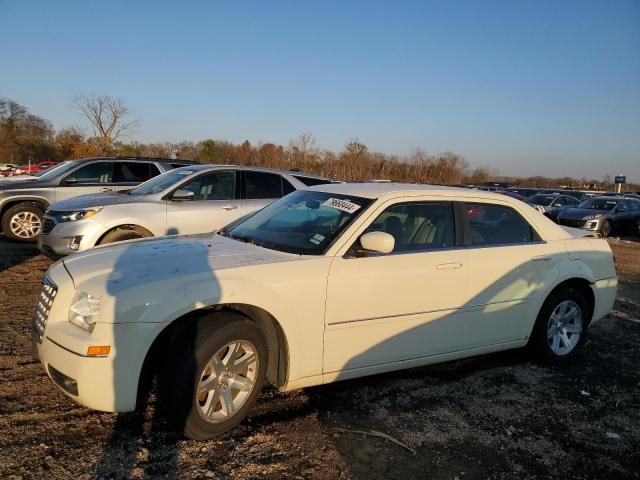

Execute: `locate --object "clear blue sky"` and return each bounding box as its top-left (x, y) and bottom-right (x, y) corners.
top-left (1, 0), bottom-right (639, 181)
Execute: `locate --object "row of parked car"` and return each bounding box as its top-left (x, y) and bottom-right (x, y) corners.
top-left (495, 187), bottom-right (640, 238)
top-left (0, 161), bottom-right (61, 177)
top-left (0, 156), bottom-right (333, 257)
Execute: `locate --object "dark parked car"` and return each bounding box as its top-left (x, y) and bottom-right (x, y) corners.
top-left (539, 189), bottom-right (589, 202)
top-left (557, 196), bottom-right (640, 237)
top-left (527, 193), bottom-right (582, 221)
top-left (506, 187), bottom-right (543, 198)
top-left (0, 157), bottom-right (197, 242)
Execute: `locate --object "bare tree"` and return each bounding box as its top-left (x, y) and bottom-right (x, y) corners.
top-left (72, 95), bottom-right (140, 151)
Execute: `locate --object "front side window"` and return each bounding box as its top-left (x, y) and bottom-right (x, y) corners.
top-left (226, 190), bottom-right (372, 254)
top-left (64, 162), bottom-right (113, 184)
top-left (181, 171), bottom-right (236, 201)
top-left (361, 201), bottom-right (455, 252)
top-left (463, 203), bottom-right (536, 246)
top-left (244, 171), bottom-right (283, 199)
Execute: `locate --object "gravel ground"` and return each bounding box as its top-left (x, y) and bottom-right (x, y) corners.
top-left (0, 236), bottom-right (639, 480)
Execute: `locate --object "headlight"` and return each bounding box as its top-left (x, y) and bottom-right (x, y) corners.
top-left (583, 214), bottom-right (602, 221)
top-left (58, 207), bottom-right (103, 222)
top-left (68, 291), bottom-right (101, 332)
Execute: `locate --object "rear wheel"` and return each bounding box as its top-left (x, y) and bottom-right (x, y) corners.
top-left (530, 287), bottom-right (589, 364)
top-left (162, 313), bottom-right (267, 440)
top-left (1, 203), bottom-right (44, 242)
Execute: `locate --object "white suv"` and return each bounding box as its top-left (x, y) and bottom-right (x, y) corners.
top-left (33, 183), bottom-right (617, 439)
top-left (38, 165), bottom-right (331, 257)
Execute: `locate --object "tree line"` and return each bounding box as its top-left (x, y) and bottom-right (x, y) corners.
top-left (1, 96), bottom-right (636, 191)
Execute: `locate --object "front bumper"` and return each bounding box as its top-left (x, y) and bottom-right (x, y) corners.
top-left (33, 320), bottom-right (166, 412)
top-left (38, 217), bottom-right (106, 257)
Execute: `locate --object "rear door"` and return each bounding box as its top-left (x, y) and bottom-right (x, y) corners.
top-left (461, 201), bottom-right (560, 344)
top-left (55, 160), bottom-right (117, 201)
top-left (165, 170), bottom-right (240, 235)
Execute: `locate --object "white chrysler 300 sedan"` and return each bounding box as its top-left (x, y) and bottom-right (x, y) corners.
top-left (33, 184), bottom-right (617, 439)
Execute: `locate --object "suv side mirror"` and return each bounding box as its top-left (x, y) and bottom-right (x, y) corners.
top-left (359, 231), bottom-right (395, 254)
top-left (62, 177), bottom-right (78, 185)
top-left (171, 189), bottom-right (195, 201)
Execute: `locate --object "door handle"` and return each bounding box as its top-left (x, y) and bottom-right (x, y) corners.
top-left (532, 255), bottom-right (552, 261)
top-left (222, 205), bottom-right (239, 210)
top-left (99, 187), bottom-right (113, 192)
top-left (436, 262), bottom-right (463, 270)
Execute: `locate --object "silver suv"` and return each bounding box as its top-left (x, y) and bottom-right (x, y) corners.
top-left (0, 157), bottom-right (196, 241)
top-left (38, 165), bottom-right (331, 257)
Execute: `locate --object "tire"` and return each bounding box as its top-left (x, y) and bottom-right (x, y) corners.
top-left (600, 220), bottom-right (611, 238)
top-left (1, 203), bottom-right (44, 242)
top-left (98, 228), bottom-right (148, 245)
top-left (530, 287), bottom-right (590, 365)
top-left (162, 312), bottom-right (267, 440)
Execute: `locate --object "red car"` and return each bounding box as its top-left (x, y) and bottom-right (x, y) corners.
top-left (10, 161), bottom-right (60, 175)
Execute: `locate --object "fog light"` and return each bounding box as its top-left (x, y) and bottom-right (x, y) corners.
top-left (68, 236), bottom-right (83, 250)
top-left (588, 222), bottom-right (597, 229)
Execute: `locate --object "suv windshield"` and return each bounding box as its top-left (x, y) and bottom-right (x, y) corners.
top-left (226, 190), bottom-right (373, 255)
top-left (33, 161), bottom-right (76, 179)
top-left (579, 198), bottom-right (618, 211)
top-left (128, 168), bottom-right (197, 196)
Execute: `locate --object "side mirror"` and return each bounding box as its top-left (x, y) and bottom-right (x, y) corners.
top-left (171, 189), bottom-right (195, 201)
top-left (62, 177), bottom-right (78, 185)
top-left (359, 231), bottom-right (395, 254)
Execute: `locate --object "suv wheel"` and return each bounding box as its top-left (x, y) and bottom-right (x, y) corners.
top-left (530, 287), bottom-right (589, 364)
top-left (1, 204), bottom-right (44, 242)
top-left (163, 313), bottom-right (267, 440)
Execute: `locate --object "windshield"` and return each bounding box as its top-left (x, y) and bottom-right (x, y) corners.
top-left (579, 198), bottom-right (618, 210)
top-left (528, 194), bottom-right (556, 206)
top-left (128, 167), bottom-right (197, 196)
top-left (226, 190), bottom-right (373, 255)
top-left (33, 161), bottom-right (76, 179)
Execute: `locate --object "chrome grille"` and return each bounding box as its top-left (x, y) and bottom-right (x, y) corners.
top-left (559, 218), bottom-right (586, 228)
top-left (41, 216), bottom-right (55, 235)
top-left (33, 275), bottom-right (58, 343)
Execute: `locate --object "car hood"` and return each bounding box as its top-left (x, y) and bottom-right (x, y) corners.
top-left (49, 192), bottom-right (140, 211)
top-left (0, 175), bottom-right (37, 183)
top-left (62, 233), bottom-right (297, 287)
top-left (0, 177), bottom-right (55, 189)
top-left (559, 207), bottom-right (609, 219)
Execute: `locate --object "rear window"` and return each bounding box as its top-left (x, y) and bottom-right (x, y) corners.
top-left (292, 175), bottom-right (332, 187)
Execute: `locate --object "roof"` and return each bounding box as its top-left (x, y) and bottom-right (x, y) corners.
top-left (171, 164), bottom-right (328, 179)
top-left (306, 182), bottom-right (511, 200)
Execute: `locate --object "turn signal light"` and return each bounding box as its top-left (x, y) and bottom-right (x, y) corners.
top-left (87, 345), bottom-right (111, 356)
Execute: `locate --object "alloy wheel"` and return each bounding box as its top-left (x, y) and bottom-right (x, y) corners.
top-left (196, 340), bottom-right (259, 423)
top-left (9, 211), bottom-right (41, 239)
top-left (547, 300), bottom-right (583, 356)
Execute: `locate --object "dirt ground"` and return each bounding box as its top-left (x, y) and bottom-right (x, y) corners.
top-left (1, 236), bottom-right (639, 480)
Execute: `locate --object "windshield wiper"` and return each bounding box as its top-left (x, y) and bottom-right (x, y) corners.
top-left (229, 233), bottom-right (264, 247)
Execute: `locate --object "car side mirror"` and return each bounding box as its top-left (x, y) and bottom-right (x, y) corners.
top-left (171, 189), bottom-right (195, 201)
top-left (359, 231), bottom-right (395, 254)
top-left (62, 177), bottom-right (78, 185)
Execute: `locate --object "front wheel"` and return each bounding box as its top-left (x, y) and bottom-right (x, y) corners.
top-left (530, 287), bottom-right (589, 364)
top-left (600, 220), bottom-right (611, 238)
top-left (1, 203), bottom-right (44, 242)
top-left (163, 313), bottom-right (267, 440)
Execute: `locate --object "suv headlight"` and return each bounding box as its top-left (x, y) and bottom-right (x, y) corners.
top-left (68, 291), bottom-right (101, 332)
top-left (58, 207), bottom-right (103, 222)
top-left (583, 214), bottom-right (602, 221)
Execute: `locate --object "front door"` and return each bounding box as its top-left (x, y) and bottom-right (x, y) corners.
top-left (323, 200), bottom-right (468, 374)
top-left (165, 170), bottom-right (240, 235)
top-left (55, 161), bottom-right (117, 201)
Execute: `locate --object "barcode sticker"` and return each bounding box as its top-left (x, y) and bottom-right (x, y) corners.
top-left (322, 198), bottom-right (361, 213)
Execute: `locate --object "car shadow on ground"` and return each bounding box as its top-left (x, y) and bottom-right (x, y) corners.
top-left (0, 236), bottom-right (41, 273)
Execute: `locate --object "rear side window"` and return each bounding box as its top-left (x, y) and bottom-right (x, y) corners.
top-left (363, 201), bottom-right (455, 252)
top-left (291, 175), bottom-right (332, 187)
top-left (463, 203), bottom-right (537, 246)
top-left (244, 171), bottom-right (284, 199)
top-left (115, 162), bottom-right (160, 183)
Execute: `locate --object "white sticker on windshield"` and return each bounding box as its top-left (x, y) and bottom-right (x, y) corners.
top-left (322, 198), bottom-right (361, 213)
top-left (309, 233), bottom-right (325, 245)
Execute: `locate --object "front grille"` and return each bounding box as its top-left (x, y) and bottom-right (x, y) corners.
top-left (33, 275), bottom-right (58, 343)
top-left (41, 216), bottom-right (55, 235)
top-left (559, 218), bottom-right (586, 228)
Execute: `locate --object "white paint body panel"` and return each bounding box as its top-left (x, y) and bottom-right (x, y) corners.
top-left (34, 184), bottom-right (618, 412)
